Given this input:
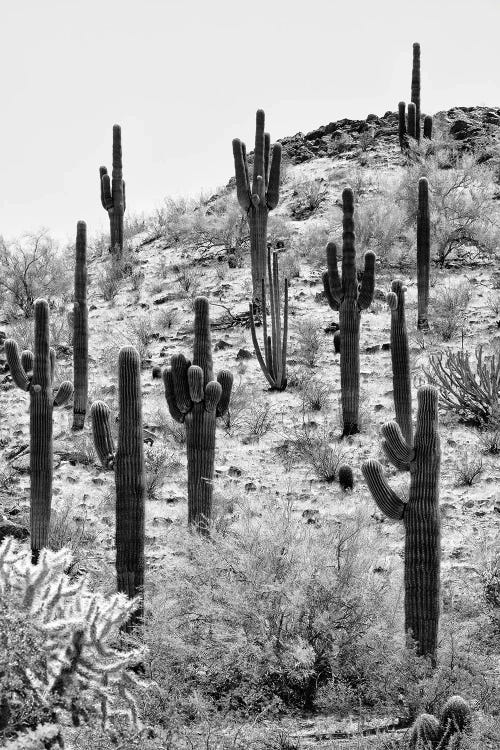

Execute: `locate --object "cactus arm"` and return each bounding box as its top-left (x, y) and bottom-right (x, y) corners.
top-left (204, 381), bottom-right (222, 413)
top-left (381, 422), bottom-right (413, 468)
top-left (5, 339), bottom-right (30, 390)
top-left (53, 381), bottom-right (73, 407)
top-left (188, 366), bottom-right (204, 403)
top-left (361, 459), bottom-right (405, 520)
top-left (398, 101), bottom-right (407, 150)
top-left (272, 252), bottom-right (283, 385)
top-left (382, 439), bottom-right (410, 472)
top-left (49, 348), bottom-right (56, 383)
top-left (407, 102), bottom-right (416, 139)
top-left (281, 278), bottom-right (289, 387)
top-left (21, 350), bottom-right (34, 375)
top-left (388, 280), bottom-right (413, 445)
top-left (357, 251), bottom-right (376, 310)
top-left (232, 139), bottom-right (251, 211)
top-left (266, 143), bottom-right (281, 210)
top-left (411, 42), bottom-right (421, 141)
top-left (192, 296), bottom-right (214, 384)
top-left (171, 353), bottom-right (193, 414)
top-left (163, 367), bottom-right (185, 423)
top-left (91, 401), bottom-right (116, 469)
top-left (423, 115), bottom-right (433, 140)
top-left (252, 109), bottom-right (266, 200)
top-left (216, 370), bottom-right (233, 417)
top-left (100, 168), bottom-right (113, 210)
top-left (264, 132), bottom-right (270, 187)
top-left (324, 241), bottom-right (342, 309)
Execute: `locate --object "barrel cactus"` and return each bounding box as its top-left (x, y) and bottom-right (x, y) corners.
top-left (91, 346), bottom-right (145, 626)
top-left (322, 188), bottom-right (375, 435)
top-left (72, 220), bottom-right (88, 430)
top-left (233, 109), bottom-right (281, 305)
top-left (163, 297), bottom-right (233, 533)
top-left (100, 124), bottom-right (126, 255)
top-left (362, 386), bottom-right (441, 659)
top-left (5, 299), bottom-right (74, 562)
top-left (409, 696), bottom-right (471, 749)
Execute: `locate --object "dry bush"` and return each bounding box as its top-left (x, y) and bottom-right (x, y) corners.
top-left (282, 421), bottom-right (346, 482)
top-left (431, 279), bottom-right (471, 340)
top-left (454, 452), bottom-right (483, 486)
top-left (300, 379), bottom-right (330, 412)
top-left (295, 220), bottom-right (332, 268)
top-left (144, 443), bottom-right (180, 501)
top-left (154, 307), bottom-right (180, 331)
top-left (293, 317), bottom-right (324, 367)
top-left (289, 178), bottom-right (328, 220)
top-left (354, 195), bottom-right (409, 266)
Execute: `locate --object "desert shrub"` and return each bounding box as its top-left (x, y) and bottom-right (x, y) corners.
top-left (0, 231), bottom-right (71, 318)
top-left (97, 260), bottom-right (124, 302)
top-left (49, 309), bottom-right (73, 350)
top-left (289, 179), bottom-right (328, 220)
top-left (282, 421), bottom-right (346, 482)
top-left (478, 422), bottom-right (500, 454)
top-left (396, 154), bottom-right (498, 267)
top-left (431, 279), bottom-right (471, 340)
top-left (454, 452), bottom-right (483, 486)
top-left (279, 248), bottom-right (301, 281)
top-left (7, 317), bottom-right (35, 351)
top-left (123, 212), bottom-right (148, 241)
top-left (295, 220), bottom-right (332, 268)
top-left (145, 502), bottom-right (396, 718)
top-left (293, 317), bottom-right (323, 367)
top-left (144, 443), bottom-right (179, 501)
top-left (426, 345), bottom-right (500, 426)
top-left (127, 314), bottom-right (153, 362)
top-left (0, 539), bottom-right (145, 747)
top-left (154, 307), bottom-right (180, 331)
top-left (267, 214), bottom-right (295, 249)
top-left (354, 195), bottom-right (409, 266)
top-left (300, 379), bottom-right (330, 411)
top-left (241, 400), bottom-right (275, 442)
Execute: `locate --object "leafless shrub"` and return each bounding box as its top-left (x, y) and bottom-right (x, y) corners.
top-left (154, 307), bottom-right (180, 331)
top-left (281, 421), bottom-right (346, 482)
top-left (145, 443), bottom-right (180, 501)
top-left (241, 401), bottom-right (275, 442)
top-left (432, 279), bottom-right (471, 341)
top-left (294, 317), bottom-right (323, 367)
top-left (289, 179), bottom-right (328, 220)
top-left (455, 453), bottom-right (483, 486)
top-left (301, 379), bottom-right (330, 411)
top-left (426, 345), bottom-right (500, 426)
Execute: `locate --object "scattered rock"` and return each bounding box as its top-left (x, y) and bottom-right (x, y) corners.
top-left (236, 348), bottom-right (253, 361)
top-left (0, 521), bottom-right (29, 542)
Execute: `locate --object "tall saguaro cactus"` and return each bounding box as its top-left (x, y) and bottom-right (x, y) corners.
top-left (417, 177), bottom-right (431, 330)
top-left (387, 280), bottom-right (413, 446)
top-left (72, 221), bottom-right (88, 430)
top-left (411, 42), bottom-right (421, 142)
top-left (163, 297), bottom-right (233, 532)
top-left (5, 300), bottom-right (74, 563)
top-left (362, 386), bottom-right (441, 660)
top-left (91, 347), bottom-right (145, 626)
top-left (100, 124), bottom-right (126, 255)
top-left (249, 247), bottom-right (288, 390)
top-left (233, 109), bottom-right (281, 305)
top-left (322, 188), bottom-right (375, 436)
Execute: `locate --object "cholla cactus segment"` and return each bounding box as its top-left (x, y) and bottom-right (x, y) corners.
top-left (232, 109), bottom-right (281, 303)
top-left (163, 297), bottom-right (232, 532)
top-left (0, 538), bottom-right (146, 738)
top-left (362, 386), bottom-right (441, 659)
top-left (323, 189), bottom-right (375, 436)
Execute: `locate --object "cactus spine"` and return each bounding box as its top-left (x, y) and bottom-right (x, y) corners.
top-left (100, 124), bottom-right (126, 255)
top-left (387, 280), bottom-right (413, 446)
top-left (410, 696), bottom-right (471, 749)
top-left (5, 300), bottom-right (74, 562)
top-left (411, 42), bottom-right (421, 142)
top-left (322, 188), bottom-right (375, 436)
top-left (91, 346), bottom-right (145, 625)
top-left (417, 177), bottom-right (431, 331)
top-left (163, 297), bottom-right (233, 533)
top-left (233, 110), bottom-right (281, 305)
top-left (362, 386), bottom-right (441, 660)
top-left (72, 221), bottom-right (88, 430)
top-left (249, 247), bottom-right (288, 390)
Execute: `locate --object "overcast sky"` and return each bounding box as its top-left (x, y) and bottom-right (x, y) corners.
top-left (1, 0), bottom-right (498, 244)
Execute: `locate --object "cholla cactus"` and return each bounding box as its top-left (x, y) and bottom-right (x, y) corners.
top-left (5, 299), bottom-right (73, 563)
top-left (0, 538), bottom-right (146, 744)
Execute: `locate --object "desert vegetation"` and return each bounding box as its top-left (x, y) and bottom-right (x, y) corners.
top-left (1, 41), bottom-right (500, 750)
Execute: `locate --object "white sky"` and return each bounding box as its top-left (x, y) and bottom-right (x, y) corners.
top-left (1, 0), bottom-right (499, 244)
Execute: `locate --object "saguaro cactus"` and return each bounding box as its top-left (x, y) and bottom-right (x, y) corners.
top-left (100, 124), bottom-right (126, 255)
top-left (387, 280), bottom-right (412, 446)
top-left (410, 696), bottom-right (471, 749)
top-left (72, 221), bottom-right (88, 430)
top-left (407, 102), bottom-right (417, 140)
top-left (163, 297), bottom-right (233, 532)
top-left (417, 177), bottom-right (431, 330)
top-left (322, 188), bottom-right (375, 436)
top-left (91, 346), bottom-right (145, 626)
top-left (411, 42), bottom-right (421, 142)
top-left (249, 247), bottom-right (288, 390)
top-left (398, 101), bottom-right (408, 150)
top-left (424, 114), bottom-right (433, 140)
top-left (233, 110), bottom-right (281, 304)
top-left (5, 300), bottom-right (74, 562)
top-left (362, 386), bottom-right (441, 660)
